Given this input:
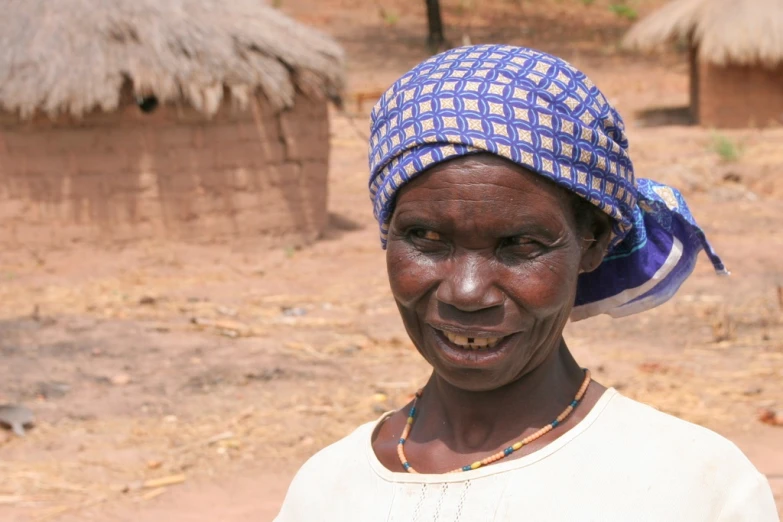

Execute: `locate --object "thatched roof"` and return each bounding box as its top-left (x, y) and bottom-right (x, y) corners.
top-left (0, 0), bottom-right (345, 119)
top-left (623, 0), bottom-right (783, 67)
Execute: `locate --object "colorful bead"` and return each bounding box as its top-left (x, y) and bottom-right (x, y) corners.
top-left (397, 369), bottom-right (592, 474)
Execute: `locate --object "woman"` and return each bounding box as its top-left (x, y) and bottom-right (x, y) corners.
top-left (275, 45), bottom-right (778, 521)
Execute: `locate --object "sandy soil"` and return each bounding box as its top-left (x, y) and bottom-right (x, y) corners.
top-left (0, 1), bottom-right (781, 520)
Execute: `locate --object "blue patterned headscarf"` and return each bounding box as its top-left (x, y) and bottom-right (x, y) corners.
top-left (368, 45), bottom-right (726, 321)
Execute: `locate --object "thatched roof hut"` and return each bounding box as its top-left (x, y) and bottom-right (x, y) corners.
top-left (0, 0), bottom-right (344, 119)
top-left (623, 0), bottom-right (783, 128)
top-left (0, 0), bottom-right (345, 248)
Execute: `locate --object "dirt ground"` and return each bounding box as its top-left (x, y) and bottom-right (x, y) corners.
top-left (1, 1), bottom-right (782, 520)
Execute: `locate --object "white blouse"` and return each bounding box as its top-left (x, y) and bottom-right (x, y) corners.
top-left (274, 388), bottom-right (779, 521)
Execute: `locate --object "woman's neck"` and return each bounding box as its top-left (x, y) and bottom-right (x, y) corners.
top-left (417, 340), bottom-right (585, 453)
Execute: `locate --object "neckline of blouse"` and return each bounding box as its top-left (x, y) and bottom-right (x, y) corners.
top-left (364, 387), bottom-right (619, 483)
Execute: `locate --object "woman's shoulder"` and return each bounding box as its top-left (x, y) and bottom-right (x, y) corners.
top-left (578, 390), bottom-right (778, 519)
top-left (282, 414), bottom-right (387, 488)
top-left (600, 390), bottom-right (759, 473)
top-left (273, 416), bottom-right (387, 521)
top-left (296, 416), bottom-right (381, 473)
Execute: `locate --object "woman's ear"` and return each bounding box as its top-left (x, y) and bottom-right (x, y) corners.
top-left (579, 210), bottom-right (612, 274)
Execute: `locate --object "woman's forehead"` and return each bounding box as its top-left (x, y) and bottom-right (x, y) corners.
top-left (393, 156), bottom-right (573, 228)
top-left (396, 155), bottom-right (571, 206)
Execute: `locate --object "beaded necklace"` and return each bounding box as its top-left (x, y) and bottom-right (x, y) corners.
top-left (397, 369), bottom-right (592, 474)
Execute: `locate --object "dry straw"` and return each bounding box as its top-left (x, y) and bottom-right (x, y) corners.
top-left (0, 0), bottom-right (345, 119)
top-left (623, 0), bottom-right (783, 67)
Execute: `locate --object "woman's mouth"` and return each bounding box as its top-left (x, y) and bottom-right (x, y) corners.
top-left (441, 330), bottom-right (505, 350)
top-left (430, 326), bottom-right (517, 369)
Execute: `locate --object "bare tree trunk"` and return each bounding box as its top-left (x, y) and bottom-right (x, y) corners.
top-left (424, 0), bottom-right (447, 51)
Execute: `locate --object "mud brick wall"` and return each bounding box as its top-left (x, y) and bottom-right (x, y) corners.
top-left (698, 61), bottom-right (783, 129)
top-left (0, 93), bottom-right (330, 248)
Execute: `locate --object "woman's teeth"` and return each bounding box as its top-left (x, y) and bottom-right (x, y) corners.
top-left (443, 331), bottom-right (503, 350)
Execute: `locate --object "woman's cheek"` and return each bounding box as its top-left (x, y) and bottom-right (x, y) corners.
top-left (386, 242), bottom-right (437, 308)
top-left (509, 255), bottom-right (578, 316)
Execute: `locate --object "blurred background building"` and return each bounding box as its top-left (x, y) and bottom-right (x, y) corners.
top-left (0, 1), bottom-right (344, 248)
top-left (624, 0), bottom-right (783, 128)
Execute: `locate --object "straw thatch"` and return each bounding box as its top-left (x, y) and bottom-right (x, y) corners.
top-left (0, 0), bottom-right (345, 119)
top-left (623, 0), bottom-right (783, 67)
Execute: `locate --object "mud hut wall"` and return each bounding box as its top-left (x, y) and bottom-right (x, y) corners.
top-left (689, 43), bottom-right (700, 123)
top-left (698, 61), bottom-right (783, 128)
top-left (0, 94), bottom-right (330, 247)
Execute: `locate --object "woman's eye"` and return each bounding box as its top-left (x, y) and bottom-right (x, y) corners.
top-left (412, 229), bottom-right (441, 241)
top-left (501, 236), bottom-right (541, 249)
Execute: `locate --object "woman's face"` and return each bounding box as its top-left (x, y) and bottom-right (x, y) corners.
top-left (386, 155), bottom-right (607, 392)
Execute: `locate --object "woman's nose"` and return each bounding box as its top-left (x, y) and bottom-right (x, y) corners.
top-left (434, 254), bottom-right (504, 312)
